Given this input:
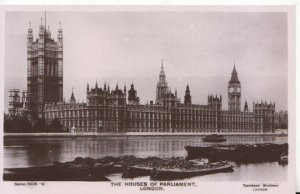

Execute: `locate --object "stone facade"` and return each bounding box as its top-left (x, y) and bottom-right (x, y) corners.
top-left (27, 19), bottom-right (63, 119)
top-left (44, 65), bottom-right (278, 133)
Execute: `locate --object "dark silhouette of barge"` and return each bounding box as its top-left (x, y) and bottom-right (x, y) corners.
top-left (203, 134), bottom-right (226, 142)
top-left (185, 143), bottom-right (288, 163)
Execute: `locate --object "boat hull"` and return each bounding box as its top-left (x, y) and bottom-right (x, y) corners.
top-left (122, 166), bottom-right (153, 178)
top-left (3, 164), bottom-right (112, 181)
top-left (151, 164), bottom-right (234, 181)
top-left (203, 139), bottom-right (226, 143)
top-left (185, 143), bottom-right (288, 163)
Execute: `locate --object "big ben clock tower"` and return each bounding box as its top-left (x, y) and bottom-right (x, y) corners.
top-left (228, 65), bottom-right (241, 112)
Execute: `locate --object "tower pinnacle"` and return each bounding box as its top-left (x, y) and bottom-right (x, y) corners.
top-left (229, 63), bottom-right (240, 84)
top-left (228, 62), bottom-right (241, 112)
top-left (156, 59), bottom-right (168, 104)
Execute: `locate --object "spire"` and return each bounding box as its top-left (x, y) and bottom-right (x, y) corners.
top-left (160, 59), bottom-right (165, 76)
top-left (158, 59), bottom-right (167, 87)
top-left (38, 18), bottom-right (45, 36)
top-left (44, 11), bottom-right (46, 28)
top-left (229, 63), bottom-right (240, 84)
top-left (47, 25), bottom-right (51, 37)
top-left (58, 21), bottom-right (62, 31)
top-left (185, 84), bottom-right (190, 94)
top-left (58, 22), bottom-right (63, 36)
top-left (70, 87), bottom-right (76, 103)
top-left (95, 80), bottom-right (98, 89)
top-left (86, 82), bottom-right (89, 93)
top-left (232, 64), bottom-right (237, 74)
top-left (184, 84), bottom-right (191, 105)
top-left (244, 100), bottom-right (249, 111)
top-left (28, 22), bottom-right (32, 31)
top-left (27, 22), bottom-right (33, 41)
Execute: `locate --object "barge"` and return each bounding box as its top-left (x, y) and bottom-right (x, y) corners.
top-left (203, 134), bottom-right (226, 142)
top-left (151, 161), bottom-right (234, 181)
top-left (185, 143), bottom-right (288, 163)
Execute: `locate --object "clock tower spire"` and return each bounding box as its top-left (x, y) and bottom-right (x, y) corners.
top-left (228, 64), bottom-right (241, 112)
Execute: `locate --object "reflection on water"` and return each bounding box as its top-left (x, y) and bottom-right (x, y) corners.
top-left (3, 135), bottom-right (288, 181)
top-left (4, 135), bottom-right (287, 168)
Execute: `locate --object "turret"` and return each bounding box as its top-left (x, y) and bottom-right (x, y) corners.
top-left (128, 83), bottom-right (140, 105)
top-left (244, 101), bottom-right (248, 112)
top-left (86, 83), bottom-right (89, 93)
top-left (47, 25), bottom-right (51, 37)
top-left (70, 88), bottom-right (76, 104)
top-left (57, 21), bottom-right (63, 102)
top-left (57, 22), bottom-right (63, 44)
top-left (27, 22), bottom-right (33, 44)
top-left (38, 18), bottom-right (45, 37)
top-left (184, 84), bottom-right (191, 105)
top-left (208, 94), bottom-right (222, 110)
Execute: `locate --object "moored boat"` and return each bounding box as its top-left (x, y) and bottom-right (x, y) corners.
top-left (151, 161), bottom-right (234, 181)
top-left (4, 164), bottom-right (111, 181)
top-left (185, 143), bottom-right (288, 163)
top-left (203, 134), bottom-right (226, 142)
top-left (122, 165), bottom-right (153, 178)
top-left (278, 154), bottom-right (288, 165)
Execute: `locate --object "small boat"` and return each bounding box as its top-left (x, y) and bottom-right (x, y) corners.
top-left (151, 161), bottom-right (234, 181)
top-left (203, 134), bottom-right (226, 142)
top-left (278, 133), bottom-right (287, 137)
top-left (278, 154), bottom-right (288, 164)
top-left (122, 165), bottom-right (153, 179)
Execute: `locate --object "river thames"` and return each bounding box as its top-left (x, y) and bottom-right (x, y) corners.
top-left (3, 135), bottom-right (288, 181)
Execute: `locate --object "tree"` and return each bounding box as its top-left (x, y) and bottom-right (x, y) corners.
top-left (4, 114), bottom-right (13, 133)
top-left (32, 118), bottom-right (47, 132)
top-left (4, 114), bottom-right (32, 133)
top-left (20, 116), bottom-right (32, 132)
top-left (49, 118), bottom-right (63, 132)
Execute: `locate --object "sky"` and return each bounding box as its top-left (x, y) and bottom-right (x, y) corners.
top-left (4, 11), bottom-right (288, 111)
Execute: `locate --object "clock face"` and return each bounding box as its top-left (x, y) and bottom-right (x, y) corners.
top-left (237, 88), bottom-right (241, 93)
top-left (229, 87), bottom-right (234, 93)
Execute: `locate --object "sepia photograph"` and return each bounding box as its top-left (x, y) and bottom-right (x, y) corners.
top-left (0, 5), bottom-right (296, 194)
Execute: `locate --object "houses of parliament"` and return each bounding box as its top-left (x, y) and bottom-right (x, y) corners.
top-left (8, 18), bottom-right (288, 133)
